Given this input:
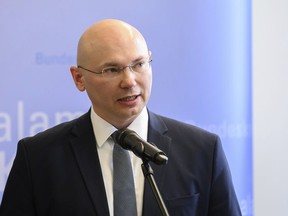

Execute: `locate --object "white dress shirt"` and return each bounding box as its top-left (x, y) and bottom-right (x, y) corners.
top-left (90, 107), bottom-right (148, 216)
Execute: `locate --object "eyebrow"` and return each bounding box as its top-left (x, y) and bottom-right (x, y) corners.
top-left (99, 56), bottom-right (146, 68)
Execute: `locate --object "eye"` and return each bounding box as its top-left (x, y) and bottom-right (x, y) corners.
top-left (102, 66), bottom-right (120, 74)
top-left (133, 61), bottom-right (146, 70)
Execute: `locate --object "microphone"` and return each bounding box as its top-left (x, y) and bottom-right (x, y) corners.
top-left (113, 128), bottom-right (168, 165)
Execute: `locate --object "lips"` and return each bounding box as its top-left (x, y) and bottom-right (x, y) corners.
top-left (118, 95), bottom-right (139, 102)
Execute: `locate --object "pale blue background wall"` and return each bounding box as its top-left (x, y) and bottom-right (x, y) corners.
top-left (0, 1), bottom-right (252, 215)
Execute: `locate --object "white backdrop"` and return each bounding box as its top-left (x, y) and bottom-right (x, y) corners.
top-left (253, 0), bottom-right (288, 215)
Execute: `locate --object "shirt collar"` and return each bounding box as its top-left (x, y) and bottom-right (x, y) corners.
top-left (90, 107), bottom-right (149, 148)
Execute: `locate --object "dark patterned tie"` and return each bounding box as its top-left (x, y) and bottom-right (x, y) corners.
top-left (113, 140), bottom-right (137, 216)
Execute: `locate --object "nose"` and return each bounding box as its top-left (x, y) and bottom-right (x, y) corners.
top-left (122, 65), bottom-right (134, 72)
top-left (119, 67), bottom-right (137, 89)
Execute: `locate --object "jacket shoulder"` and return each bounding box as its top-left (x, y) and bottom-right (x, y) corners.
top-left (21, 111), bottom-right (90, 148)
top-left (149, 111), bottom-right (219, 142)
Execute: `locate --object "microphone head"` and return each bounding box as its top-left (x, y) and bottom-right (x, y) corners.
top-left (113, 128), bottom-right (144, 153)
top-left (112, 128), bottom-right (133, 149)
top-left (113, 128), bottom-right (168, 165)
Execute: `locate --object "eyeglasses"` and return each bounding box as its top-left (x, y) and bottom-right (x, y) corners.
top-left (78, 58), bottom-right (152, 78)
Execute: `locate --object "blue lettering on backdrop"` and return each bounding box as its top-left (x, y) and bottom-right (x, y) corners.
top-left (0, 1), bottom-right (252, 215)
top-left (35, 52), bottom-right (75, 65)
top-left (0, 101), bottom-right (84, 191)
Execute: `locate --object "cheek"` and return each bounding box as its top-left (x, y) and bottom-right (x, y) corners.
top-left (141, 72), bottom-right (152, 99)
top-left (87, 80), bottom-right (117, 101)
top-left (145, 71), bottom-right (153, 90)
top-left (83, 79), bottom-right (96, 92)
top-left (83, 79), bottom-right (102, 99)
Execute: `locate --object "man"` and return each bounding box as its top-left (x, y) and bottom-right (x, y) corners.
top-left (0, 19), bottom-right (242, 216)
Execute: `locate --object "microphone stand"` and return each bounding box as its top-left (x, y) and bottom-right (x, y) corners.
top-left (141, 159), bottom-right (170, 216)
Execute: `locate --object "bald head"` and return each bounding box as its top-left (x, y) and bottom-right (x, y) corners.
top-left (70, 19), bottom-right (152, 128)
top-left (77, 19), bottom-right (148, 66)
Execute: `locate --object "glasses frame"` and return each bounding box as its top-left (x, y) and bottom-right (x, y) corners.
top-left (77, 57), bottom-right (152, 77)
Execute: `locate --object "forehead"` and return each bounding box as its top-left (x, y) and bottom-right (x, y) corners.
top-left (78, 21), bottom-right (148, 63)
top-left (85, 33), bottom-right (148, 66)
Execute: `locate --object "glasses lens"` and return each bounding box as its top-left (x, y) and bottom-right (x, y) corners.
top-left (102, 66), bottom-right (121, 78)
top-left (102, 58), bottom-right (151, 78)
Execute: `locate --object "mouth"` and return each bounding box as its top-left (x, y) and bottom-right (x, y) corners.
top-left (118, 94), bottom-right (139, 102)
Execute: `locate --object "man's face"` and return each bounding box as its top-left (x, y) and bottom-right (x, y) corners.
top-left (71, 33), bottom-right (152, 129)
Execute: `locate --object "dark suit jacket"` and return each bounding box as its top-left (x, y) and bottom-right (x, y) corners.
top-left (0, 110), bottom-right (242, 216)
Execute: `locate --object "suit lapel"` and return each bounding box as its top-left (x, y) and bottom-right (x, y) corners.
top-left (67, 110), bottom-right (171, 216)
top-left (142, 111), bottom-right (172, 216)
top-left (69, 111), bottom-right (110, 216)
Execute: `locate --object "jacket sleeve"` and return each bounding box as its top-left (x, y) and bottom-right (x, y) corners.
top-left (208, 136), bottom-right (242, 216)
top-left (0, 140), bottom-right (36, 216)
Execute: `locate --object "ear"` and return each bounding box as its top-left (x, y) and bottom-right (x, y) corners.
top-left (70, 66), bottom-right (86, 92)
